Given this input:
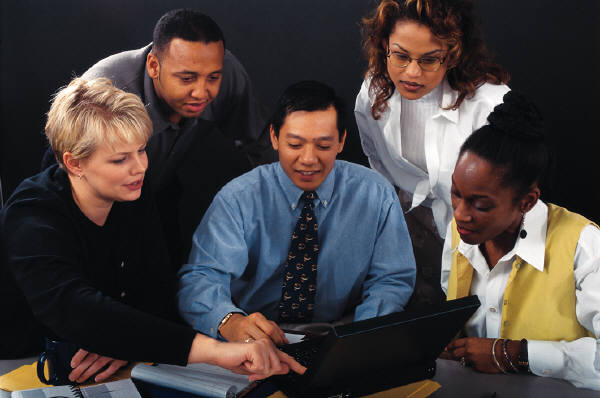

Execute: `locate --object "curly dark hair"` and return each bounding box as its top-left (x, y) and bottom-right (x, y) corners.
top-left (361, 0), bottom-right (510, 119)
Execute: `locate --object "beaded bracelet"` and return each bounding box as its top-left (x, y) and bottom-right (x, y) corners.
top-left (502, 338), bottom-right (520, 373)
top-left (492, 338), bottom-right (508, 374)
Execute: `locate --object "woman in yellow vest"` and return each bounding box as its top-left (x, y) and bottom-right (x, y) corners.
top-left (440, 91), bottom-right (600, 390)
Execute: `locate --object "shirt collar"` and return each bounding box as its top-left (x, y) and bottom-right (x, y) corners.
top-left (143, 70), bottom-right (171, 133)
top-left (433, 78), bottom-right (459, 124)
top-left (511, 200), bottom-right (548, 271)
top-left (275, 161), bottom-right (337, 210)
top-left (457, 200), bottom-right (548, 272)
top-left (386, 77), bottom-right (458, 124)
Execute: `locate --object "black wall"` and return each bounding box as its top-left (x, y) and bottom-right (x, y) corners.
top-left (1, 0), bottom-right (599, 222)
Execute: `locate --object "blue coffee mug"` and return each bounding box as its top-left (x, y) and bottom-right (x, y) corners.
top-left (37, 339), bottom-right (79, 385)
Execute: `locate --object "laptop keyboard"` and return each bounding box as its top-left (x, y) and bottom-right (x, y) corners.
top-left (279, 339), bottom-right (321, 368)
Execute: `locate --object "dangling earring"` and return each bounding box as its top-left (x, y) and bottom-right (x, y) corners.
top-left (519, 212), bottom-right (527, 239)
top-left (78, 174), bottom-right (82, 179)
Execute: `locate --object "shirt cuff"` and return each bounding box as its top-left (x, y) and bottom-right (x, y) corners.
top-left (528, 340), bottom-right (565, 377)
top-left (196, 303), bottom-right (247, 339)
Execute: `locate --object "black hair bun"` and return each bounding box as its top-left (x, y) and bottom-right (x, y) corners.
top-left (487, 90), bottom-right (544, 141)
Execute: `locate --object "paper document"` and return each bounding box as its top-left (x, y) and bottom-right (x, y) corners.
top-left (11, 379), bottom-right (141, 398)
top-left (284, 333), bottom-right (305, 344)
top-left (131, 363), bottom-right (253, 398)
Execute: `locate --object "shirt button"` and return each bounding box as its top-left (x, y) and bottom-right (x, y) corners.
top-left (489, 307), bottom-right (497, 313)
top-left (503, 299), bottom-right (508, 305)
top-left (291, 203), bottom-right (296, 209)
top-left (323, 200), bottom-right (328, 206)
top-left (120, 291), bottom-right (126, 298)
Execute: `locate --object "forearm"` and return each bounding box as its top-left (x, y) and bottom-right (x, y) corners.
top-left (44, 288), bottom-right (196, 364)
top-left (528, 337), bottom-right (600, 390)
top-left (356, 199), bottom-right (416, 320)
top-left (178, 265), bottom-right (245, 338)
top-left (354, 282), bottom-right (413, 321)
top-left (187, 333), bottom-right (221, 364)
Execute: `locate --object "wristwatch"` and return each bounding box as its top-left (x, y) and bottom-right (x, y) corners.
top-left (518, 338), bottom-right (530, 373)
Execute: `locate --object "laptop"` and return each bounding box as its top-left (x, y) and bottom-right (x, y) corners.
top-left (270, 295), bottom-right (480, 398)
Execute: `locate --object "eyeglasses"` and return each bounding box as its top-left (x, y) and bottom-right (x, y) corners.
top-left (387, 49), bottom-right (447, 72)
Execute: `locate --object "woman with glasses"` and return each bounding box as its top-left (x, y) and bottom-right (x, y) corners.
top-left (0, 78), bottom-right (304, 383)
top-left (441, 91), bottom-right (599, 390)
top-left (355, 0), bottom-right (510, 306)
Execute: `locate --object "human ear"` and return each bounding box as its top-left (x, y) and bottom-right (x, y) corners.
top-left (63, 152), bottom-right (83, 178)
top-left (520, 185), bottom-right (541, 214)
top-left (337, 130), bottom-right (347, 153)
top-left (381, 39), bottom-right (389, 55)
top-left (146, 52), bottom-right (160, 80)
top-left (269, 125), bottom-right (280, 151)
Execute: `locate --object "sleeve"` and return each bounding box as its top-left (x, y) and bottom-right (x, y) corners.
top-left (177, 192), bottom-right (250, 338)
top-left (354, 80), bottom-right (396, 184)
top-left (3, 197), bottom-right (196, 365)
top-left (527, 225), bottom-right (600, 390)
top-left (210, 50), bottom-right (275, 166)
top-left (353, 191), bottom-right (416, 320)
top-left (440, 221), bottom-right (455, 295)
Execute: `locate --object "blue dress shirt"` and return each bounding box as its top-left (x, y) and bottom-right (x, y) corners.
top-left (178, 160), bottom-right (416, 337)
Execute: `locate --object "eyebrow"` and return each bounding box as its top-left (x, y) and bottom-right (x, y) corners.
top-left (451, 177), bottom-right (491, 200)
top-left (287, 133), bottom-right (336, 142)
top-left (390, 43), bottom-right (444, 56)
top-left (111, 145), bottom-right (145, 156)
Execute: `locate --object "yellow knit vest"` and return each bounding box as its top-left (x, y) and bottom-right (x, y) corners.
top-left (446, 203), bottom-right (596, 341)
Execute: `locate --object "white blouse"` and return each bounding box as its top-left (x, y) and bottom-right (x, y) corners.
top-left (441, 201), bottom-right (600, 390)
top-left (354, 77), bottom-right (509, 238)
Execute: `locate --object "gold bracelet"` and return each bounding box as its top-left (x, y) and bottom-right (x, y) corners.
top-left (492, 338), bottom-right (508, 374)
top-left (218, 312), bottom-right (237, 332)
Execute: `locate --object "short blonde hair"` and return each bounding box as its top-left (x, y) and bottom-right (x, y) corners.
top-left (46, 77), bottom-right (152, 166)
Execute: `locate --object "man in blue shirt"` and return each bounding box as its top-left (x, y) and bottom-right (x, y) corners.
top-left (178, 81), bottom-right (416, 344)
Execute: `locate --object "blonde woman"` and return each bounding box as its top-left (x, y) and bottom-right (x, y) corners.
top-left (0, 78), bottom-right (303, 383)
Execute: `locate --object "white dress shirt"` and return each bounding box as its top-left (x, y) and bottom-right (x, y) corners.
top-left (441, 201), bottom-right (600, 390)
top-left (355, 78), bottom-right (509, 238)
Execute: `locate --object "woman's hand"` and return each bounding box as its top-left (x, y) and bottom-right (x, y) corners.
top-left (188, 334), bottom-right (306, 381)
top-left (443, 337), bottom-right (505, 374)
top-left (69, 349), bottom-right (128, 383)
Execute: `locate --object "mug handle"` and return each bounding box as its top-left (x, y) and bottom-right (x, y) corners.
top-left (37, 350), bottom-right (56, 385)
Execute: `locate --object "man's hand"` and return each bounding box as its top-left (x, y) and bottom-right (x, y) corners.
top-left (219, 312), bottom-right (288, 345)
top-left (443, 337), bottom-right (519, 374)
top-left (188, 334), bottom-right (306, 381)
top-left (69, 349), bottom-right (128, 383)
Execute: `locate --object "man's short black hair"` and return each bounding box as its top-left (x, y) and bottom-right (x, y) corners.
top-left (270, 81), bottom-right (347, 141)
top-left (152, 9), bottom-right (225, 59)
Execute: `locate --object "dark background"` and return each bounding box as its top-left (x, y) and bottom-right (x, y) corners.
top-left (1, 0), bottom-right (599, 222)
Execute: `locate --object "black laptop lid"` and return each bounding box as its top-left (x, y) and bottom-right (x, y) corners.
top-left (309, 295), bottom-right (480, 388)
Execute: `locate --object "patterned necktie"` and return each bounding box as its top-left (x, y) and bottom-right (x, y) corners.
top-left (279, 191), bottom-right (319, 323)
